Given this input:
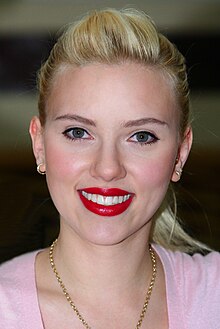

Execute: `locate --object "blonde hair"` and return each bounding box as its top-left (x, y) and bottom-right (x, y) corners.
top-left (37, 8), bottom-right (210, 253)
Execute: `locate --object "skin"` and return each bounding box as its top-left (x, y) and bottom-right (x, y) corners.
top-left (30, 62), bottom-right (192, 329)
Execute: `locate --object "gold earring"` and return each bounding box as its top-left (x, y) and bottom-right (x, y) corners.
top-left (175, 168), bottom-right (182, 176)
top-left (37, 163), bottom-right (46, 175)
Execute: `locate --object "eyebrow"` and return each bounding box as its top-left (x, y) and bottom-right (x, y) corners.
top-left (54, 114), bottom-right (167, 128)
top-left (124, 117), bottom-right (168, 128)
top-left (54, 114), bottom-right (96, 127)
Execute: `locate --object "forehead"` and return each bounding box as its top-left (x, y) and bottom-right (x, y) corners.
top-left (46, 62), bottom-right (179, 124)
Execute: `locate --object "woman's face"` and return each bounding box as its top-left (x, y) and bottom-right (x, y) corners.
top-left (30, 63), bottom-right (192, 245)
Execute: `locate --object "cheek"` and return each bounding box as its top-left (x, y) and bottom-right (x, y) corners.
top-left (44, 141), bottom-right (88, 182)
top-left (130, 151), bottom-right (176, 191)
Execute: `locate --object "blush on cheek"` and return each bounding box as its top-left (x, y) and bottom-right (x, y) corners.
top-left (44, 144), bottom-right (86, 179)
top-left (138, 158), bottom-right (174, 188)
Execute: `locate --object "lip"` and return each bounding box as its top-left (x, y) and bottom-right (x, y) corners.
top-left (80, 187), bottom-right (131, 196)
top-left (78, 187), bottom-right (134, 217)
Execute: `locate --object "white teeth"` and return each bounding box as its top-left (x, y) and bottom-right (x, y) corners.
top-left (113, 196), bottom-right (119, 204)
top-left (105, 196), bottom-right (113, 206)
top-left (124, 195), bottom-right (129, 201)
top-left (91, 194), bottom-right (97, 203)
top-left (118, 196), bottom-right (123, 203)
top-left (97, 195), bottom-right (104, 205)
top-left (81, 192), bottom-right (131, 206)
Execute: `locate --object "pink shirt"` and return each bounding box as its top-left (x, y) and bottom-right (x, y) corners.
top-left (0, 245), bottom-right (220, 328)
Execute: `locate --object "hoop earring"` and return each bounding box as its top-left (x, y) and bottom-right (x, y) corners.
top-left (37, 163), bottom-right (46, 175)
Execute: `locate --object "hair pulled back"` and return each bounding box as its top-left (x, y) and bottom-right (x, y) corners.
top-left (37, 8), bottom-right (209, 253)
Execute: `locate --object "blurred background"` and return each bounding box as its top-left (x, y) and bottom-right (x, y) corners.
top-left (0, 0), bottom-right (219, 263)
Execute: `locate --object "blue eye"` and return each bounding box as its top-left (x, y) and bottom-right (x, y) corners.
top-left (63, 127), bottom-right (91, 140)
top-left (129, 131), bottom-right (158, 145)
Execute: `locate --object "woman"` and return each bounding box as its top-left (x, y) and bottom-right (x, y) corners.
top-left (0, 8), bottom-right (219, 329)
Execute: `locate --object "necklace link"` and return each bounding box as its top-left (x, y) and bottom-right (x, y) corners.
top-left (49, 239), bottom-right (157, 329)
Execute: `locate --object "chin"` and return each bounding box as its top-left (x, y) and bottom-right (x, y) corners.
top-left (77, 220), bottom-right (148, 247)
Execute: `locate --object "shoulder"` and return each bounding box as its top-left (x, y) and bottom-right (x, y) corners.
top-left (0, 251), bottom-right (39, 292)
top-left (0, 250), bottom-right (43, 329)
top-left (154, 244), bottom-right (220, 328)
top-left (0, 250), bottom-right (37, 273)
top-left (154, 244), bottom-right (220, 286)
top-left (0, 250), bottom-right (37, 289)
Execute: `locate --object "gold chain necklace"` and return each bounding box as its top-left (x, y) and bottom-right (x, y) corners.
top-left (49, 239), bottom-right (157, 329)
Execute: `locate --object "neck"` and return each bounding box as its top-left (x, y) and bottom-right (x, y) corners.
top-left (54, 223), bottom-right (153, 296)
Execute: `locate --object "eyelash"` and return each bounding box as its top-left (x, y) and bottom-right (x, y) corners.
top-left (62, 127), bottom-right (159, 146)
top-left (128, 131), bottom-right (159, 146)
top-left (62, 127), bottom-right (91, 141)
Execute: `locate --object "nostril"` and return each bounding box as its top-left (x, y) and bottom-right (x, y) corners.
top-left (90, 152), bottom-right (126, 181)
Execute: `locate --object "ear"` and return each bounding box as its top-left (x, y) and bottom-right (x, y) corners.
top-left (29, 116), bottom-right (46, 171)
top-left (171, 127), bottom-right (193, 182)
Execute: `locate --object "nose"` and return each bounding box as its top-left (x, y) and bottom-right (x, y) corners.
top-left (90, 142), bottom-right (126, 182)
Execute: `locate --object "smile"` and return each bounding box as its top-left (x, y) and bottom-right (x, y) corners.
top-left (81, 191), bottom-right (131, 206)
top-left (78, 188), bottom-right (134, 217)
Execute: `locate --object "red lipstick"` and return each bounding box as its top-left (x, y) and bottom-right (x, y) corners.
top-left (78, 187), bottom-right (134, 217)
